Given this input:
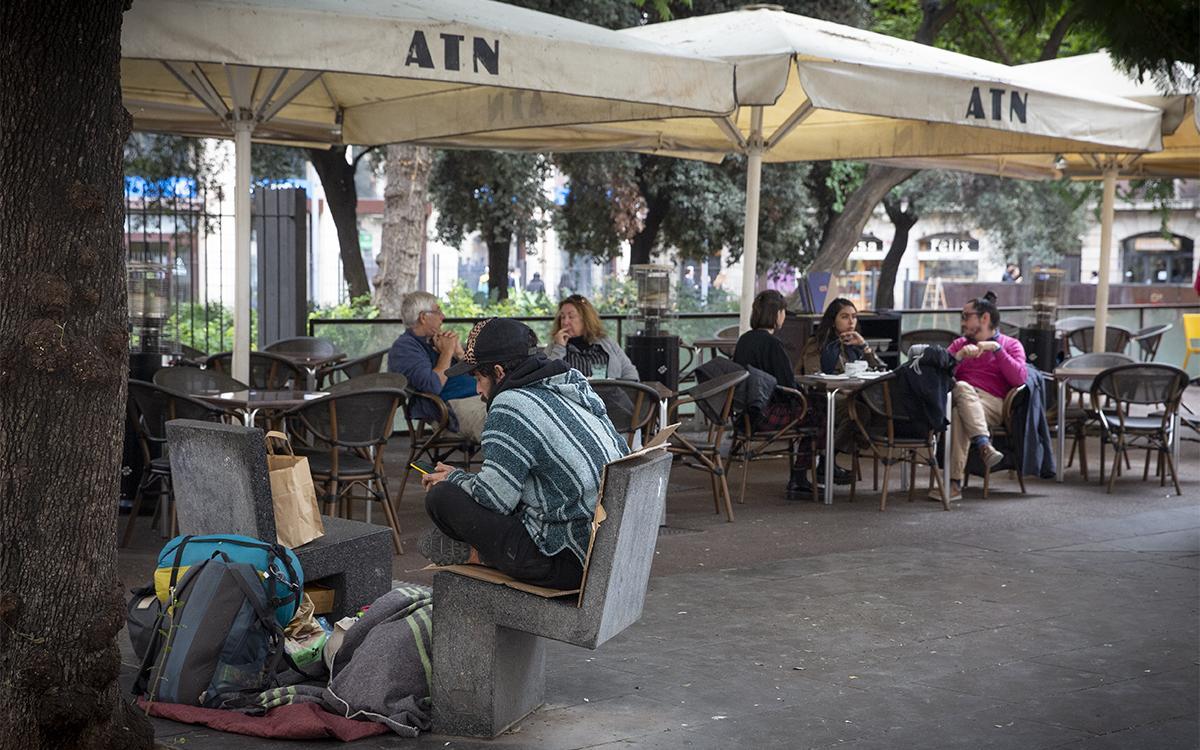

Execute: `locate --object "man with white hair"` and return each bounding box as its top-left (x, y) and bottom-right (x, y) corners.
top-left (387, 291), bottom-right (487, 441)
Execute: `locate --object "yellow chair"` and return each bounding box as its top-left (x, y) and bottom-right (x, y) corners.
top-left (1184, 314), bottom-right (1200, 371)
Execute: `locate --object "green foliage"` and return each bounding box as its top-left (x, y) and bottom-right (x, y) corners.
top-left (166, 302), bottom-right (257, 354)
top-left (962, 176), bottom-right (1093, 267)
top-left (825, 162), bottom-right (867, 213)
top-left (552, 152), bottom-right (643, 261)
top-left (1069, 0), bottom-right (1197, 89)
top-left (305, 295), bottom-right (389, 356)
top-left (252, 145), bottom-right (308, 184)
top-left (125, 133), bottom-right (218, 188)
top-left (1119, 179), bottom-right (1180, 236)
top-left (428, 151), bottom-right (554, 250)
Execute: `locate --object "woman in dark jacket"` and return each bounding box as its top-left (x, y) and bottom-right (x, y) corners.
top-left (800, 297), bottom-right (883, 375)
top-left (733, 290), bottom-right (836, 499)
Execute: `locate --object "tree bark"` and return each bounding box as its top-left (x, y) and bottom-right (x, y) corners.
top-left (803, 1), bottom-right (951, 279)
top-left (1039, 8), bottom-right (1081, 60)
top-left (483, 221), bottom-right (511, 302)
top-left (0, 1), bottom-right (153, 747)
top-left (875, 197), bottom-right (920, 310)
top-left (629, 176), bottom-right (669, 266)
top-left (306, 146), bottom-right (370, 300)
top-left (807, 166), bottom-right (916, 275)
top-left (375, 144), bottom-right (433, 316)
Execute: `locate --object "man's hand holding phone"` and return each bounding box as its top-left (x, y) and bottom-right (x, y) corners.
top-left (418, 461), bottom-right (456, 489)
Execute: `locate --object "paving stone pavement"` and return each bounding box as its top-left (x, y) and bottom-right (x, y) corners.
top-left (120, 434), bottom-right (1199, 748)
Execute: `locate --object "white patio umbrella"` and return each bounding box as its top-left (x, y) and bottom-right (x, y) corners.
top-left (407, 7), bottom-right (1163, 332)
top-left (121, 0), bottom-right (736, 382)
top-left (867, 52), bottom-right (1199, 350)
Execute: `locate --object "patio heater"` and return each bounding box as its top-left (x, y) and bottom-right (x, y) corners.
top-left (123, 261), bottom-right (172, 507)
top-left (1019, 267), bottom-right (1064, 371)
top-left (624, 264), bottom-right (681, 389)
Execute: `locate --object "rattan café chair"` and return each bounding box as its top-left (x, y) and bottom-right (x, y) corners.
top-left (847, 374), bottom-right (950, 512)
top-left (667, 367), bottom-right (749, 523)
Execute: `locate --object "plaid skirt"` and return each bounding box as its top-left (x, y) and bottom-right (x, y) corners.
top-left (754, 398), bottom-right (817, 464)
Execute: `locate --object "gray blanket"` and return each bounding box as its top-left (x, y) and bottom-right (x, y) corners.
top-left (257, 585), bottom-right (433, 737)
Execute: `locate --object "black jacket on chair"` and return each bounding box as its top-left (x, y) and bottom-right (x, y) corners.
top-left (891, 346), bottom-right (957, 439)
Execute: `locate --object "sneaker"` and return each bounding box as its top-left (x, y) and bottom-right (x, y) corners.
top-left (979, 442), bottom-right (1004, 469)
top-left (418, 528), bottom-right (472, 566)
top-left (928, 483), bottom-right (962, 502)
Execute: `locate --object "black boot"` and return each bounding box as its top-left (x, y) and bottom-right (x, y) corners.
top-left (816, 457), bottom-right (853, 486)
top-left (785, 467), bottom-right (819, 501)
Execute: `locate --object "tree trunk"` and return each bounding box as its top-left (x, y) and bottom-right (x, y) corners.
top-left (0, 2), bottom-right (153, 747)
top-left (484, 222), bottom-right (511, 302)
top-left (375, 144), bottom-right (433, 316)
top-left (806, 165), bottom-right (916, 275)
top-left (629, 189), bottom-right (668, 266)
top-left (875, 197), bottom-right (920, 310)
top-left (306, 146), bottom-right (370, 299)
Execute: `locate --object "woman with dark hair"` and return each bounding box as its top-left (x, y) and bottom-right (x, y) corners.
top-left (801, 297), bottom-right (883, 375)
top-left (733, 290), bottom-right (834, 498)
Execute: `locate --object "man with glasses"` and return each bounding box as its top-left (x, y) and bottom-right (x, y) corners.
top-left (939, 291), bottom-right (1027, 501)
top-left (387, 291), bottom-right (487, 441)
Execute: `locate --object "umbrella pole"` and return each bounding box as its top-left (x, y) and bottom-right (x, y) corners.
top-left (233, 121), bottom-right (253, 384)
top-left (1093, 161), bottom-right (1117, 354)
top-left (739, 107), bottom-right (765, 333)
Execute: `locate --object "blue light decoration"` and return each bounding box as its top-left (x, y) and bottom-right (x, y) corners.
top-left (124, 176), bottom-right (197, 199)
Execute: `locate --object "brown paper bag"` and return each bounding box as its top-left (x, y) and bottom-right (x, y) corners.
top-left (266, 431), bottom-right (324, 549)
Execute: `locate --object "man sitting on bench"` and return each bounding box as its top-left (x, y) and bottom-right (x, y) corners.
top-left (418, 318), bottom-right (628, 590)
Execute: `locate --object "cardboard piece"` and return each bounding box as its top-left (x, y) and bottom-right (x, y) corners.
top-left (428, 424), bottom-right (680, 606)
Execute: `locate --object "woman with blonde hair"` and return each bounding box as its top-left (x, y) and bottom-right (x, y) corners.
top-left (546, 295), bottom-right (640, 380)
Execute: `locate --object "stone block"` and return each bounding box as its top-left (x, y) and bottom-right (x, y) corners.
top-left (165, 419), bottom-right (392, 619)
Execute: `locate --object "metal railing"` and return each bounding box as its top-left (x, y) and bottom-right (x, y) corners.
top-left (309, 303), bottom-right (1198, 371)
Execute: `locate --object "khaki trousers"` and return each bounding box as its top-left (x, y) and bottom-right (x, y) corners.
top-left (950, 381), bottom-right (1004, 481)
top-left (447, 395), bottom-right (488, 442)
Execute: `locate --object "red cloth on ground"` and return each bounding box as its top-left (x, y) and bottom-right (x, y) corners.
top-left (137, 699), bottom-right (390, 741)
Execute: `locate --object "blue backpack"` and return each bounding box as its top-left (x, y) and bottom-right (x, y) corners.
top-left (154, 534), bottom-right (303, 627)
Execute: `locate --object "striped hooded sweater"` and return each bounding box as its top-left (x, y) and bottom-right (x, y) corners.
top-left (445, 364), bottom-right (627, 563)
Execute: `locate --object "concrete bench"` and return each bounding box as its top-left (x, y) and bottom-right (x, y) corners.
top-left (431, 449), bottom-right (672, 738)
top-left (165, 419), bottom-right (392, 620)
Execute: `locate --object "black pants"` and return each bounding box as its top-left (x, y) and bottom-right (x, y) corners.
top-left (425, 482), bottom-right (583, 590)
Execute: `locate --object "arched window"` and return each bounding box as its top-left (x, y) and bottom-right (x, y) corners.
top-left (1121, 232), bottom-right (1195, 284)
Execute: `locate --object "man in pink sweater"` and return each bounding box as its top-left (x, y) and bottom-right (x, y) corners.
top-left (940, 292), bottom-right (1028, 501)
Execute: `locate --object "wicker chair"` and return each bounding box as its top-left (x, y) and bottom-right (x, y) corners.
top-left (1052, 353), bottom-right (1134, 481)
top-left (318, 349), bottom-right (387, 388)
top-left (590, 379), bottom-right (662, 449)
top-left (963, 384), bottom-right (1029, 498)
top-left (153, 365), bottom-right (248, 394)
top-left (728, 386), bottom-right (819, 505)
top-left (899, 329), bottom-right (958, 357)
top-left (1067, 325), bottom-right (1134, 356)
top-left (667, 368), bottom-right (749, 522)
top-left (206, 350), bottom-right (306, 390)
top-left (847, 374), bottom-right (950, 511)
top-left (281, 388), bottom-right (408, 553)
top-left (1090, 364), bottom-right (1190, 496)
top-left (121, 380), bottom-right (230, 547)
top-left (397, 390), bottom-right (481, 504)
top-left (1131, 323), bottom-right (1173, 362)
top-left (265, 336), bottom-right (339, 358)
